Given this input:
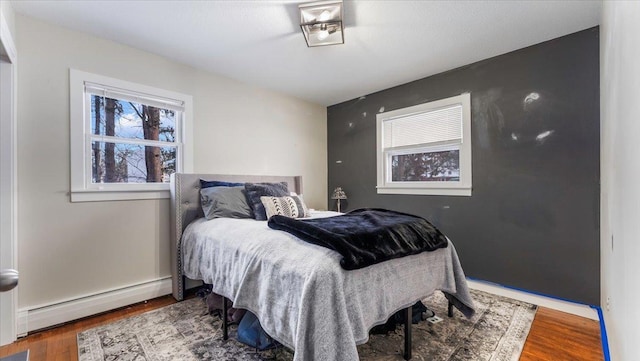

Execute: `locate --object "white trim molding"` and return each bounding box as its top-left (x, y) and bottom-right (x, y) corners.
top-left (69, 69), bottom-right (194, 202)
top-left (18, 277), bottom-right (172, 334)
top-left (71, 189), bottom-right (170, 202)
top-left (376, 93), bottom-right (472, 196)
top-left (467, 278), bottom-right (599, 321)
top-left (0, 11), bottom-right (17, 63)
top-left (0, 8), bottom-right (18, 346)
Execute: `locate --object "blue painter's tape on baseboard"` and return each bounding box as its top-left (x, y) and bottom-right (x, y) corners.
top-left (590, 306), bottom-right (611, 361)
top-left (466, 276), bottom-right (592, 306)
top-left (466, 277), bottom-right (610, 360)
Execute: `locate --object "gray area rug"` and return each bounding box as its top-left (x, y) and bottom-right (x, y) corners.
top-left (77, 289), bottom-right (536, 361)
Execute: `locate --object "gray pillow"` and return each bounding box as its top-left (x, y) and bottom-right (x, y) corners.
top-left (200, 186), bottom-right (253, 220)
top-left (244, 182), bottom-right (289, 220)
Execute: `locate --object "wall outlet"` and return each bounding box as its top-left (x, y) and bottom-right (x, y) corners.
top-left (606, 296), bottom-right (611, 311)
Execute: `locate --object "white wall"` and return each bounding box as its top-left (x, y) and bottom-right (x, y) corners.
top-left (0, 0), bottom-right (15, 39)
top-left (15, 14), bottom-right (326, 314)
top-left (601, 1), bottom-right (640, 360)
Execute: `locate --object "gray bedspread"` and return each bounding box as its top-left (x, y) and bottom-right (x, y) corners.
top-left (182, 211), bottom-right (475, 361)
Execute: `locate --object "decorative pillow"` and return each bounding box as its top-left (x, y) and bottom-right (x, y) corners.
top-left (200, 186), bottom-right (253, 220)
top-left (260, 195), bottom-right (310, 219)
top-left (200, 179), bottom-right (244, 189)
top-left (244, 182), bottom-right (289, 220)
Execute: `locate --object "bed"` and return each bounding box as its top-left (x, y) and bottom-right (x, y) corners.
top-left (170, 173), bottom-right (475, 361)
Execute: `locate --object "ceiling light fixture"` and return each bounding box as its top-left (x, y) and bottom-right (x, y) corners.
top-left (299, 0), bottom-right (344, 47)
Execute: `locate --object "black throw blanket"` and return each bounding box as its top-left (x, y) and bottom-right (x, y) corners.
top-left (267, 208), bottom-right (448, 270)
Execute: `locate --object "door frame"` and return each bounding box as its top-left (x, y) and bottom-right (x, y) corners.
top-left (0, 9), bottom-right (18, 346)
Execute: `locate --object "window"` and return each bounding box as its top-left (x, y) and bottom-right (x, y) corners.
top-left (70, 69), bottom-right (193, 202)
top-left (376, 93), bottom-right (471, 196)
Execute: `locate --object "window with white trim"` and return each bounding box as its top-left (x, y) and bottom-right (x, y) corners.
top-left (376, 93), bottom-right (472, 196)
top-left (70, 69), bottom-right (193, 202)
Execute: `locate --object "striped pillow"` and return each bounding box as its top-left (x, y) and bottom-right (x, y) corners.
top-left (260, 195), bottom-right (310, 219)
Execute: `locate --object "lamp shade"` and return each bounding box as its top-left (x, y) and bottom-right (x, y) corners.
top-left (331, 187), bottom-right (347, 200)
top-left (299, 1), bottom-right (344, 47)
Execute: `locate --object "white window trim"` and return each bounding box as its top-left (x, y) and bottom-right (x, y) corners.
top-left (70, 69), bottom-right (193, 202)
top-left (376, 93), bottom-right (472, 196)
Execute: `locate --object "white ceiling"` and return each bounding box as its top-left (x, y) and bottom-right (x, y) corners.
top-left (11, 0), bottom-right (601, 106)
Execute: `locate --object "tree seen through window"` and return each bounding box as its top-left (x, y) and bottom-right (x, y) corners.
top-left (90, 95), bottom-right (177, 183)
top-left (391, 150), bottom-right (460, 182)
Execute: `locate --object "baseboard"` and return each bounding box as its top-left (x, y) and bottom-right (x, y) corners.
top-left (467, 278), bottom-right (599, 321)
top-left (13, 276), bottom-right (598, 334)
top-left (17, 277), bottom-right (172, 334)
top-left (16, 310), bottom-right (27, 338)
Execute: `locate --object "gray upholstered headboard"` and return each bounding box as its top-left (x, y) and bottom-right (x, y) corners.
top-left (169, 173), bottom-right (302, 301)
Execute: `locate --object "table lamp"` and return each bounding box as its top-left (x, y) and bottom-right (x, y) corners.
top-left (331, 187), bottom-right (347, 212)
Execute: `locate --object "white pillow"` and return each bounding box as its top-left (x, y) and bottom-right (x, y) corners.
top-left (260, 195), bottom-right (310, 219)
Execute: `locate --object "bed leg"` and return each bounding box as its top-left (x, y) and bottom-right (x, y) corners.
top-left (448, 301), bottom-right (454, 318)
top-left (404, 306), bottom-right (412, 360)
top-left (222, 297), bottom-right (229, 340)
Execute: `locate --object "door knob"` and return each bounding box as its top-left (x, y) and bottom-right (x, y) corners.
top-left (0, 269), bottom-right (19, 292)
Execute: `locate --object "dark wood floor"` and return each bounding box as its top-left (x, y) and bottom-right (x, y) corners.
top-left (0, 295), bottom-right (604, 360)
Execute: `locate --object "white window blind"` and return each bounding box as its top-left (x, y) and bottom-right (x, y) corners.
top-left (85, 82), bottom-right (185, 112)
top-left (376, 93), bottom-right (472, 196)
top-left (383, 104), bottom-right (462, 150)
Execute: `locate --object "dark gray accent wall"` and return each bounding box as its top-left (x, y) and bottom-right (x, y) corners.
top-left (327, 28), bottom-right (600, 305)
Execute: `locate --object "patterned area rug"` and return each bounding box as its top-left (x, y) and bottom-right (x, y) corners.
top-left (77, 289), bottom-right (536, 361)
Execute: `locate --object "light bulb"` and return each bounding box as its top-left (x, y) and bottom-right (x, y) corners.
top-left (319, 10), bottom-right (331, 21)
top-left (317, 30), bottom-right (329, 41)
